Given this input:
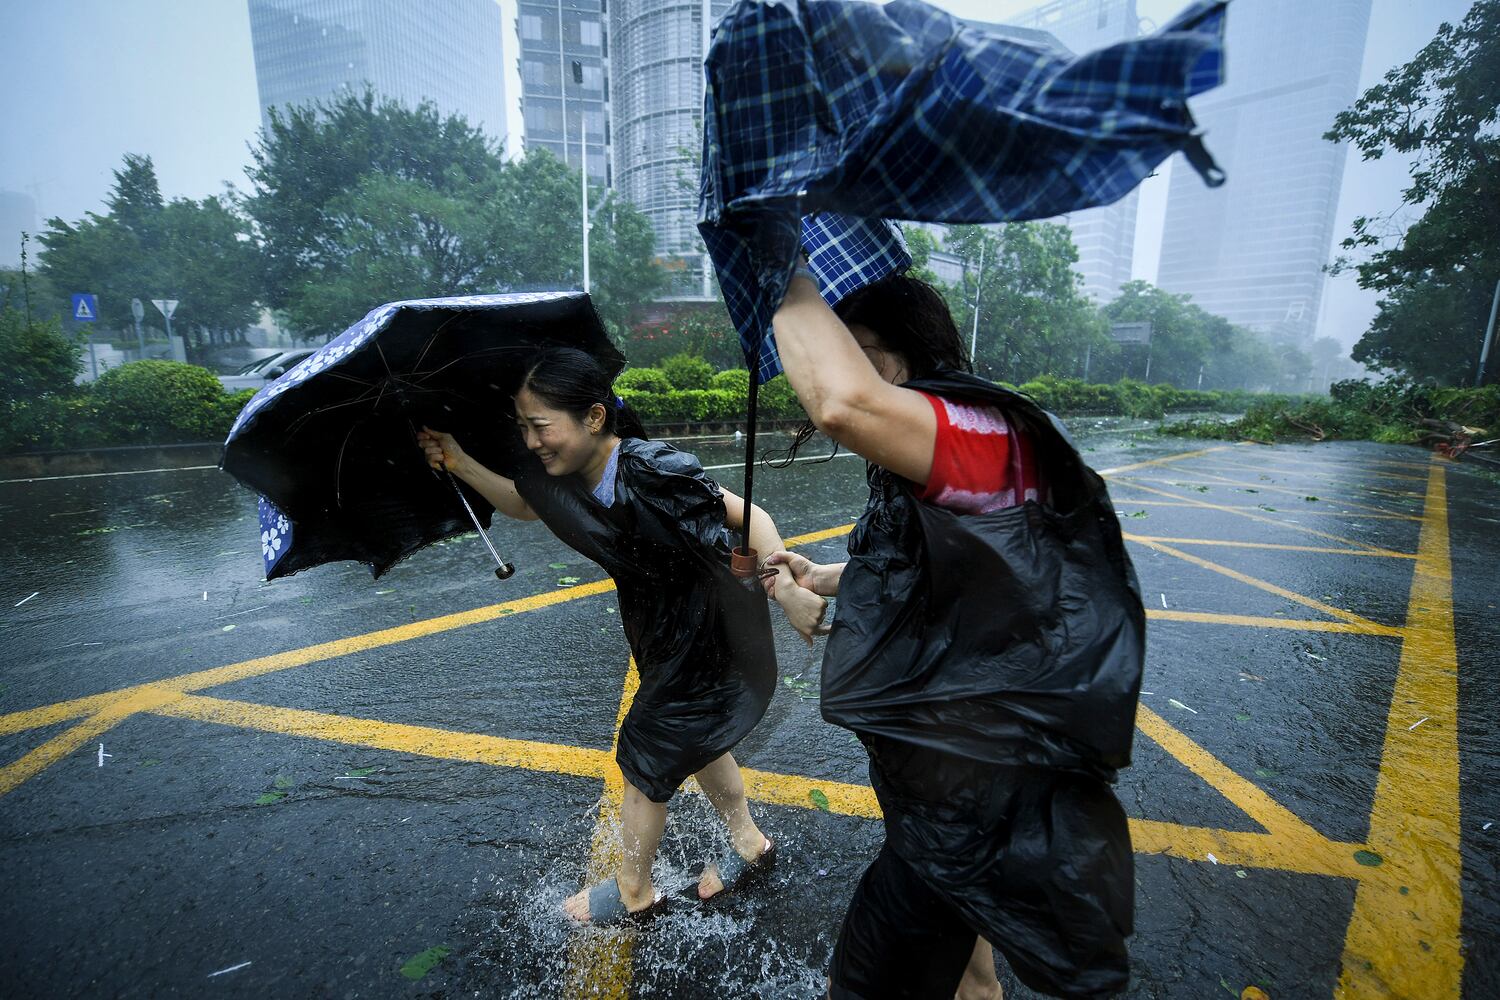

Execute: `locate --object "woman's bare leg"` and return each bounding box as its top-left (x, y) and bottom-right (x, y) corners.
top-left (562, 779), bottom-right (668, 920)
top-left (954, 938), bottom-right (1003, 1000)
top-left (691, 752), bottom-right (769, 898)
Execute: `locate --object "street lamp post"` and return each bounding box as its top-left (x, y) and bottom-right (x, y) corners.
top-left (1477, 277), bottom-right (1500, 387)
top-left (968, 239), bottom-right (986, 364)
top-left (131, 298), bottom-right (146, 356)
top-left (581, 109), bottom-right (591, 293)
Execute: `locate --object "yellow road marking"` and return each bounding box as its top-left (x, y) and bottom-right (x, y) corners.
top-left (1338, 461), bottom-right (1463, 998)
top-left (0, 579), bottom-right (617, 737)
top-left (1146, 610), bottom-right (1402, 637)
top-left (1095, 444), bottom-right (1241, 477)
top-left (563, 661), bottom-right (641, 1000)
top-left (1106, 477), bottom-right (1412, 555)
top-left (1113, 499), bottom-right (1420, 522)
top-left (1128, 471), bottom-right (1423, 519)
top-left (0, 686), bottom-right (181, 796)
top-left (1192, 457), bottom-right (1431, 485)
top-left (1129, 822), bottom-right (1367, 879)
top-left (154, 694), bottom-right (614, 777)
top-left (1125, 535), bottom-right (1415, 559)
top-left (1137, 706), bottom-right (1325, 844)
top-left (0, 524), bottom-right (854, 741)
top-left (1129, 537), bottom-right (1398, 634)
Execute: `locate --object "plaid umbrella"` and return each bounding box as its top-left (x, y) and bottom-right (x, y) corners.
top-left (698, 0), bottom-right (1230, 373)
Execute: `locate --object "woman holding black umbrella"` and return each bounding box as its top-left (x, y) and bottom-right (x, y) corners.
top-left (764, 270), bottom-right (1144, 999)
top-left (417, 347), bottom-right (828, 925)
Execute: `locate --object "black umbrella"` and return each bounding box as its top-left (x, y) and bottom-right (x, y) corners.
top-left (222, 292), bottom-right (623, 580)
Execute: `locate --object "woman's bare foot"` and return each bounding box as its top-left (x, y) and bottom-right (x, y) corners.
top-left (562, 878), bottom-right (658, 923)
top-left (697, 831), bottom-right (772, 899)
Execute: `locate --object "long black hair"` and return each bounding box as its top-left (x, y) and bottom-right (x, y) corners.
top-left (833, 273), bottom-right (972, 377)
top-left (771, 273), bottom-right (969, 465)
top-left (520, 347), bottom-right (648, 440)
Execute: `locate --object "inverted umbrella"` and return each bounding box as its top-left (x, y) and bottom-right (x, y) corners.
top-left (697, 0), bottom-right (1229, 554)
top-left (223, 292), bottom-right (624, 580)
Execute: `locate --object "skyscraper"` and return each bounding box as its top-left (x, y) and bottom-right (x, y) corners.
top-left (247, 0), bottom-right (508, 146)
top-left (1155, 0), bottom-right (1372, 342)
top-left (994, 0), bottom-right (1142, 305)
top-left (609, 0), bottom-right (734, 299)
top-left (517, 1), bottom-right (609, 184)
top-left (0, 191), bottom-right (37, 270)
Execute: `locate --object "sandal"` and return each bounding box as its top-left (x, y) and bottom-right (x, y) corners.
top-left (690, 837), bottom-right (778, 903)
top-left (571, 878), bottom-right (668, 926)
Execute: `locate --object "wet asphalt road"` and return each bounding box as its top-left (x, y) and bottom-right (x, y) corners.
top-left (1, 422), bottom-right (1496, 999)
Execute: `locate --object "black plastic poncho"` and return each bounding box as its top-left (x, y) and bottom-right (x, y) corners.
top-left (513, 438), bottom-right (777, 803)
top-left (822, 371), bottom-right (1145, 998)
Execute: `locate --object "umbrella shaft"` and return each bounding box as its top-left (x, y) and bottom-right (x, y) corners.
top-left (447, 471), bottom-right (505, 568)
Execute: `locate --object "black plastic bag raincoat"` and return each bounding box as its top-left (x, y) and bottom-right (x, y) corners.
top-left (513, 438), bottom-right (777, 803)
top-left (822, 371), bottom-right (1145, 998)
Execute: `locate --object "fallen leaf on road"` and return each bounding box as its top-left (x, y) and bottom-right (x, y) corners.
top-left (1353, 849), bottom-right (1384, 867)
top-left (399, 946), bottom-right (451, 981)
top-left (809, 789), bottom-right (830, 812)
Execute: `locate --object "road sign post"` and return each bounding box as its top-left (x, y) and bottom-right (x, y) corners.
top-left (151, 299), bottom-right (179, 357)
top-left (1109, 321), bottom-right (1153, 382)
top-left (71, 294), bottom-right (99, 379)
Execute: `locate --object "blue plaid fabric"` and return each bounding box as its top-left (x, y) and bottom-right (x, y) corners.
top-left (698, 0), bottom-right (1230, 376)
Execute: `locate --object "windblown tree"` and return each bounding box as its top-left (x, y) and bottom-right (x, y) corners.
top-left (245, 90), bottom-right (664, 340)
top-left (1326, 0), bottom-right (1499, 385)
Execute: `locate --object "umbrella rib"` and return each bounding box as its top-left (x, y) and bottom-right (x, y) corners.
top-left (406, 345), bottom-right (537, 386)
top-left (283, 385), bottom-right (383, 439)
top-left (412, 312), bottom-right (466, 373)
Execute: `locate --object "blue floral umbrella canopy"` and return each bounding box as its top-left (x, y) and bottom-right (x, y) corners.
top-left (223, 292), bottom-right (622, 580)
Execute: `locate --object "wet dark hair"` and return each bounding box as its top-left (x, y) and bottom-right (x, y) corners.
top-left (771, 273), bottom-right (969, 466)
top-left (834, 273), bottom-right (972, 377)
top-left (520, 347), bottom-right (647, 440)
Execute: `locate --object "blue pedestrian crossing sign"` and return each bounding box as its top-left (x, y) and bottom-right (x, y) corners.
top-left (71, 294), bottom-right (99, 322)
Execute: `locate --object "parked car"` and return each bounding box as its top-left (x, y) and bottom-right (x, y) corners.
top-left (217, 350), bottom-right (315, 392)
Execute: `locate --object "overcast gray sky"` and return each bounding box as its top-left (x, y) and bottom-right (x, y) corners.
top-left (0, 0), bottom-right (1476, 348)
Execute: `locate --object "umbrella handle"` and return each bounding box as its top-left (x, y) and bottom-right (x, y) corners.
top-left (444, 470), bottom-right (515, 579)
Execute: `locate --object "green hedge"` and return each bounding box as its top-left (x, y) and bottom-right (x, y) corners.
top-left (1, 360), bottom-right (254, 454)
top-left (1012, 375), bottom-right (1274, 419)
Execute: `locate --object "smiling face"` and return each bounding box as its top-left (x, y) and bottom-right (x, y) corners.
top-left (513, 385), bottom-right (611, 477)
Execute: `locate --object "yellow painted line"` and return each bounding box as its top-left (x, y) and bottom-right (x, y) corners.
top-left (152, 694), bottom-right (615, 777)
top-left (0, 686), bottom-right (181, 796)
top-left (1146, 610), bottom-right (1402, 637)
top-left (1129, 821), bottom-right (1367, 879)
top-left (1096, 444), bottom-right (1240, 477)
top-left (0, 691), bottom-right (127, 737)
top-left (785, 523), bottom-right (855, 547)
top-left (1130, 471), bottom-right (1423, 519)
top-left (141, 691), bottom-right (1359, 881)
top-left (1338, 461), bottom-right (1463, 998)
top-left (1136, 705), bottom-right (1331, 846)
top-left (741, 767), bottom-right (881, 818)
top-left (1112, 499), bottom-right (1420, 522)
top-left (1131, 537), bottom-right (1399, 634)
top-left (0, 580), bottom-right (617, 737)
top-left (1106, 477), bottom-right (1412, 554)
top-left (1217, 452), bottom-right (1432, 476)
top-left (0, 524), bottom-right (853, 740)
top-left (563, 661), bottom-right (641, 1000)
top-left (1125, 535), bottom-right (1416, 559)
top-left (1192, 457), bottom-right (1431, 485)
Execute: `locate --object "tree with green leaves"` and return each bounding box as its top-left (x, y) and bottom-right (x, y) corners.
top-left (944, 222), bottom-right (1107, 381)
top-left (245, 90), bottom-right (665, 340)
top-left (37, 154), bottom-right (261, 351)
top-left (1325, 0), bottom-right (1499, 385)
